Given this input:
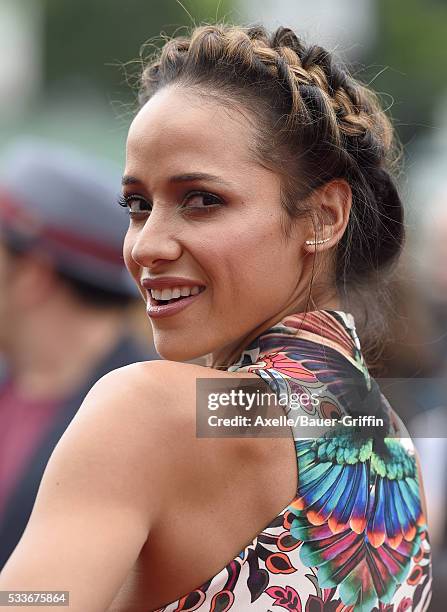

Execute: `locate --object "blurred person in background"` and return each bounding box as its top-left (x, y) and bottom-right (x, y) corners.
top-left (0, 139), bottom-right (157, 569)
top-left (374, 255), bottom-right (444, 421)
top-left (369, 254), bottom-right (447, 609)
top-left (403, 186), bottom-right (447, 611)
top-left (404, 184), bottom-right (447, 550)
top-left (419, 186), bottom-right (447, 371)
top-left (369, 182), bottom-right (447, 611)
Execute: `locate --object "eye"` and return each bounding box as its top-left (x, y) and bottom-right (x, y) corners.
top-left (117, 190), bottom-right (224, 219)
top-left (182, 191), bottom-right (223, 211)
top-left (118, 194), bottom-right (152, 218)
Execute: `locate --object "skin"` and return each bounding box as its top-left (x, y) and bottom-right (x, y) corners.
top-left (0, 86), bottom-right (429, 611)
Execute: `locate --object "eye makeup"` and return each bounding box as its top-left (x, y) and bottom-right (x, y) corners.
top-left (117, 190), bottom-right (225, 219)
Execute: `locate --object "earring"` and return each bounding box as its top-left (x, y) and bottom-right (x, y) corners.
top-left (305, 236), bottom-right (331, 245)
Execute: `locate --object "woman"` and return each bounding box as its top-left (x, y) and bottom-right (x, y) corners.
top-left (0, 24), bottom-right (432, 612)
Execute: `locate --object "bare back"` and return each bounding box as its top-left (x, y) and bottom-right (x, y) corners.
top-left (108, 365), bottom-right (298, 611)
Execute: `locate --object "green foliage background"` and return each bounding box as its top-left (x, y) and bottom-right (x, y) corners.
top-left (43, 0), bottom-right (234, 98)
top-left (5, 1), bottom-right (445, 162)
top-left (364, 0), bottom-right (447, 145)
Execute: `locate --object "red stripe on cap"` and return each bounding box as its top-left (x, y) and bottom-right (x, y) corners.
top-left (0, 190), bottom-right (125, 266)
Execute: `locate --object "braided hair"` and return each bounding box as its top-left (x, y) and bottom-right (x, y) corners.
top-left (138, 24), bottom-right (405, 372)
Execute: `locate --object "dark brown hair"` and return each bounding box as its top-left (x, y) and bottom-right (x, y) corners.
top-left (137, 23), bottom-right (405, 372)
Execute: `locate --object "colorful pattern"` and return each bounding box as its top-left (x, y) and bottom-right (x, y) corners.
top-left (154, 310), bottom-right (432, 612)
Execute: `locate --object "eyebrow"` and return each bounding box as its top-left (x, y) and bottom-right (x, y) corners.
top-left (121, 172), bottom-right (232, 187)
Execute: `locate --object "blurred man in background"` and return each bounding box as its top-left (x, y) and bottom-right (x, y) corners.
top-left (422, 187), bottom-right (447, 368)
top-left (0, 139), bottom-right (157, 568)
top-left (408, 185), bottom-right (447, 610)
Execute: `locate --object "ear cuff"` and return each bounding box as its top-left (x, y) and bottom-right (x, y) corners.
top-left (305, 236), bottom-right (331, 245)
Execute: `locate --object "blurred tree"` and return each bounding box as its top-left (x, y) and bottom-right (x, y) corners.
top-left (43, 0), bottom-right (234, 100)
top-left (363, 0), bottom-right (447, 146)
top-left (41, 0), bottom-right (446, 149)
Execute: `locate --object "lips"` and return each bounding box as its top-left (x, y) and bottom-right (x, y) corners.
top-left (141, 276), bottom-right (206, 318)
top-left (146, 287), bottom-right (206, 319)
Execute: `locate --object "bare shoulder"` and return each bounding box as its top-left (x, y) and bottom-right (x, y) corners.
top-left (75, 359), bottom-right (227, 427)
top-left (111, 358), bottom-right (261, 431)
top-left (90, 358), bottom-right (257, 419)
top-left (73, 356), bottom-right (277, 438)
top-left (85, 360), bottom-right (268, 503)
top-left (107, 357), bottom-right (260, 423)
top-left (72, 360), bottom-right (262, 496)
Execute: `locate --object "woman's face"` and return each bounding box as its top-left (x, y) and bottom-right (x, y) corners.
top-left (123, 86), bottom-right (311, 364)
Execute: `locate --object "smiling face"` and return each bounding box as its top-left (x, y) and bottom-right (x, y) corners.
top-left (122, 85), bottom-right (325, 365)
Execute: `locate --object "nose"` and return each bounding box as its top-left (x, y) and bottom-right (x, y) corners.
top-left (129, 207), bottom-right (182, 269)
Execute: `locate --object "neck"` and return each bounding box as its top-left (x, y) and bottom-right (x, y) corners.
top-left (5, 301), bottom-right (127, 401)
top-left (208, 292), bottom-right (341, 370)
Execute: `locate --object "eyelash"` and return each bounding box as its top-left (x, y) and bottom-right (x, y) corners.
top-left (117, 191), bottom-right (224, 218)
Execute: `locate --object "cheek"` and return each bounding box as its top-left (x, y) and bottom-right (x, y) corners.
top-left (210, 216), bottom-right (298, 296)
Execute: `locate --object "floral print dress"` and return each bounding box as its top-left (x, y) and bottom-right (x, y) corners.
top-left (153, 310), bottom-right (432, 612)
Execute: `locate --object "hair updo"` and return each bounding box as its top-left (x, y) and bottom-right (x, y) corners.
top-left (137, 23), bottom-right (405, 372)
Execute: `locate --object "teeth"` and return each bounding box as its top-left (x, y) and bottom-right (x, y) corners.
top-left (150, 285), bottom-right (203, 300)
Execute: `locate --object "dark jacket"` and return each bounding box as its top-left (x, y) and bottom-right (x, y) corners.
top-left (0, 335), bottom-right (155, 569)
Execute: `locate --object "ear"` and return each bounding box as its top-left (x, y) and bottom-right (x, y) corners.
top-left (303, 179), bottom-right (352, 253)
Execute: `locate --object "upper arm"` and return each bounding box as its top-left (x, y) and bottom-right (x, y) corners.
top-left (0, 361), bottom-right (176, 612)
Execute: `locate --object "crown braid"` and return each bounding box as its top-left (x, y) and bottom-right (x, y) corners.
top-left (138, 23), bottom-right (404, 373)
top-left (141, 25), bottom-right (395, 165)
